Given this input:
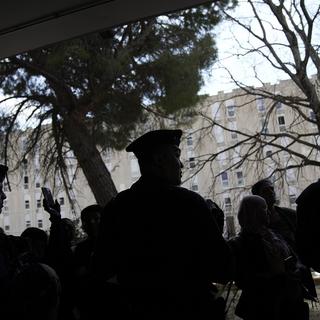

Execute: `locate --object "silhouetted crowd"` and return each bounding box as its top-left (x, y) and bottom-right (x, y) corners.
top-left (0, 129), bottom-right (319, 320)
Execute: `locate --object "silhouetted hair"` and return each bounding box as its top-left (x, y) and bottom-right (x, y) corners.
top-left (21, 227), bottom-right (48, 244)
top-left (81, 204), bottom-right (102, 222)
top-left (251, 178), bottom-right (271, 195)
top-left (238, 195), bottom-right (268, 232)
top-left (10, 263), bottom-right (61, 320)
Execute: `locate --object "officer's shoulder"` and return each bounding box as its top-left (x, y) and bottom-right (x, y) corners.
top-left (114, 189), bottom-right (133, 201)
top-left (102, 189), bottom-right (132, 215)
top-left (110, 189), bottom-right (132, 203)
top-left (171, 186), bottom-right (207, 203)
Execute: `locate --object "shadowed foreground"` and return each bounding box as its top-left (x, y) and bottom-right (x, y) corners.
top-left (224, 283), bottom-right (320, 320)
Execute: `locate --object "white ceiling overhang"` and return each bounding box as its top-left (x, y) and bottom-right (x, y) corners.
top-left (0, 0), bottom-right (215, 59)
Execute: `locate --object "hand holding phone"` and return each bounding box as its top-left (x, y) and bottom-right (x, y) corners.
top-left (42, 187), bottom-right (61, 221)
top-left (41, 187), bottom-right (55, 208)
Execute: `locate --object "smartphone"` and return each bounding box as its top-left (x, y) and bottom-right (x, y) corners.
top-left (41, 187), bottom-right (55, 207)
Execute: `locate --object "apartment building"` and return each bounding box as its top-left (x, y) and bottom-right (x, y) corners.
top-left (1, 78), bottom-right (319, 236)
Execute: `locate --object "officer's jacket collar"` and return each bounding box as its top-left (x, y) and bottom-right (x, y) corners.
top-left (131, 174), bottom-right (174, 192)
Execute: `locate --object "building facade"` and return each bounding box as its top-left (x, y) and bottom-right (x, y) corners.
top-left (1, 78), bottom-right (319, 236)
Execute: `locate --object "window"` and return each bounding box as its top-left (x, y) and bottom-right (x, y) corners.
top-left (191, 184), bottom-right (198, 191)
top-left (187, 134), bottom-right (193, 146)
top-left (4, 225), bottom-right (10, 231)
top-left (3, 182), bottom-right (8, 192)
top-left (228, 121), bottom-right (238, 140)
top-left (190, 176), bottom-right (199, 192)
top-left (37, 220), bottom-right (43, 228)
top-left (224, 197), bottom-right (232, 212)
top-left (24, 176), bottom-right (29, 189)
top-left (256, 97), bottom-right (266, 112)
top-left (189, 157), bottom-right (196, 169)
top-left (278, 115), bottom-right (285, 125)
top-left (236, 171), bottom-right (244, 186)
top-left (260, 117), bottom-right (269, 134)
top-left (221, 172), bottom-right (229, 188)
top-left (277, 115), bottom-right (286, 131)
top-left (59, 197), bottom-right (65, 206)
top-left (25, 200), bottom-right (30, 210)
top-left (227, 105), bottom-right (235, 118)
top-left (3, 200), bottom-right (8, 212)
top-left (26, 220), bottom-right (31, 228)
top-left (36, 199), bottom-right (41, 208)
top-left (22, 159), bottom-right (28, 174)
top-left (35, 182), bottom-right (41, 188)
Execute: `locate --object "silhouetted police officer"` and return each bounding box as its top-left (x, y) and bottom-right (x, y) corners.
top-left (93, 129), bottom-right (233, 319)
top-left (296, 179), bottom-right (320, 272)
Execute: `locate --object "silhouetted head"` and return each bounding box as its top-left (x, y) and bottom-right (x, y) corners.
top-left (10, 263), bottom-right (61, 320)
top-left (0, 164), bottom-right (8, 214)
top-left (61, 218), bottom-right (76, 244)
top-left (126, 129), bottom-right (183, 186)
top-left (80, 204), bottom-right (102, 238)
top-left (251, 178), bottom-right (276, 207)
top-left (238, 195), bottom-right (269, 234)
top-left (21, 227), bottom-right (48, 261)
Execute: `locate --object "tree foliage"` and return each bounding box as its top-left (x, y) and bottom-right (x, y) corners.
top-left (0, 0), bottom-right (236, 205)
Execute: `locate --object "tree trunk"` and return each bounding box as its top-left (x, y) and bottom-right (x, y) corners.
top-left (62, 114), bottom-right (118, 206)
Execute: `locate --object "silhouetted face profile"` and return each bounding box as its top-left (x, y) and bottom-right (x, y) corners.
top-left (154, 144), bottom-right (183, 186)
top-left (126, 129), bottom-right (183, 186)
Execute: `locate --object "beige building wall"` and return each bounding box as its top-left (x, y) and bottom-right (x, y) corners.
top-left (1, 78), bottom-right (319, 236)
top-left (180, 78), bottom-right (319, 236)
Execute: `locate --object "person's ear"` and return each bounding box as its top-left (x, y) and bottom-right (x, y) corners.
top-left (152, 151), bottom-right (166, 169)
